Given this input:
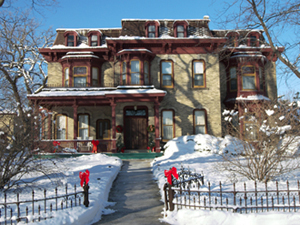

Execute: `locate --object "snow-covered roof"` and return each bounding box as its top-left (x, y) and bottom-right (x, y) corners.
top-left (28, 86), bottom-right (166, 98)
top-left (226, 95), bottom-right (271, 102)
top-left (117, 49), bottom-right (153, 54)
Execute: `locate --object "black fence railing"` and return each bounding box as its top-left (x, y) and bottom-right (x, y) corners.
top-left (0, 184), bottom-right (89, 224)
top-left (164, 168), bottom-right (300, 213)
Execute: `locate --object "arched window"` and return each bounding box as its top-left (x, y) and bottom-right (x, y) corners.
top-left (64, 31), bottom-right (78, 47)
top-left (87, 30), bottom-right (102, 46)
top-left (145, 21), bottom-right (160, 38)
top-left (173, 21), bottom-right (188, 38)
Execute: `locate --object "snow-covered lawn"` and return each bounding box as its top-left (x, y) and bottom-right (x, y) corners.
top-left (0, 154), bottom-right (122, 225)
top-left (151, 134), bottom-right (300, 225)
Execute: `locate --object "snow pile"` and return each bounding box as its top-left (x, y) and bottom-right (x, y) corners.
top-left (151, 134), bottom-right (300, 225)
top-left (1, 154), bottom-right (122, 225)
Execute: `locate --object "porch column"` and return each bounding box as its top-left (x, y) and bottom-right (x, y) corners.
top-left (73, 103), bottom-right (78, 149)
top-left (111, 100), bottom-right (117, 153)
top-left (47, 109), bottom-right (52, 139)
top-left (154, 100), bottom-right (160, 153)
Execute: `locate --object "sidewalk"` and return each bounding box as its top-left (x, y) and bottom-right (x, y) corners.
top-left (93, 159), bottom-right (167, 225)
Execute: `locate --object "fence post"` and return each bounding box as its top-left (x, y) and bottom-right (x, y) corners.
top-left (233, 183), bottom-right (236, 212)
top-left (168, 183), bottom-right (175, 211)
top-left (163, 183), bottom-right (169, 211)
top-left (83, 184), bottom-right (89, 207)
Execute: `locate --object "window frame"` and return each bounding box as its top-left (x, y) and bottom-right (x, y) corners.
top-left (96, 119), bottom-right (111, 140)
top-left (161, 109), bottom-right (175, 142)
top-left (226, 32), bottom-right (239, 47)
top-left (193, 109), bottom-right (207, 134)
top-left (247, 32), bottom-right (260, 47)
top-left (87, 31), bottom-right (101, 47)
top-left (173, 21), bottom-right (188, 38)
top-left (241, 65), bottom-right (256, 91)
top-left (121, 61), bottom-right (127, 85)
top-left (144, 61), bottom-right (150, 85)
top-left (192, 60), bottom-right (206, 88)
top-left (55, 114), bottom-right (67, 140)
top-left (64, 31), bottom-right (78, 47)
top-left (73, 66), bottom-right (88, 87)
top-left (259, 67), bottom-right (264, 91)
top-left (78, 114), bottom-right (89, 140)
top-left (161, 60), bottom-right (174, 88)
top-left (92, 67), bottom-right (99, 86)
top-left (64, 67), bottom-right (69, 87)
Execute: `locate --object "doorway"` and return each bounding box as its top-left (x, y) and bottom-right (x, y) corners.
top-left (124, 107), bottom-right (148, 150)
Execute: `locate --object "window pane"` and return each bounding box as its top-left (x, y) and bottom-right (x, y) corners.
top-left (131, 73), bottom-right (140, 84)
top-left (74, 77), bottom-right (86, 87)
top-left (177, 32), bottom-right (184, 38)
top-left (163, 75), bottom-right (172, 86)
top-left (243, 76), bottom-right (255, 89)
top-left (74, 67), bottom-right (87, 75)
top-left (230, 67), bottom-right (236, 78)
top-left (91, 35), bottom-right (97, 41)
top-left (79, 129), bottom-right (88, 140)
top-left (148, 25), bottom-right (155, 32)
top-left (195, 110), bottom-right (205, 125)
top-left (230, 79), bottom-right (237, 90)
top-left (144, 61), bottom-right (149, 85)
top-left (131, 60), bottom-right (140, 73)
top-left (194, 62), bottom-right (203, 74)
top-left (177, 25), bottom-right (184, 32)
top-left (163, 126), bottom-right (173, 140)
top-left (242, 66), bottom-right (255, 74)
top-left (162, 62), bottom-right (172, 74)
top-left (148, 33), bottom-right (155, 38)
top-left (57, 115), bottom-right (66, 139)
top-left (79, 115), bottom-right (88, 128)
top-left (194, 74), bottom-right (203, 86)
top-left (67, 35), bottom-right (74, 41)
top-left (122, 62), bottom-right (127, 74)
top-left (92, 67), bottom-right (98, 80)
top-left (65, 68), bottom-right (69, 80)
top-left (163, 111), bottom-right (173, 125)
top-left (195, 126), bottom-right (205, 134)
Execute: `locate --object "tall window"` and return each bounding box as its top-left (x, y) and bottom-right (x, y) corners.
top-left (122, 62), bottom-right (127, 85)
top-left (242, 65), bottom-right (256, 90)
top-left (177, 25), bottom-right (184, 38)
top-left (55, 114), bottom-right (67, 139)
top-left (91, 35), bottom-right (98, 46)
top-left (67, 35), bottom-right (75, 46)
top-left (259, 67), bottom-right (264, 91)
top-left (161, 61), bottom-right (173, 88)
top-left (78, 114), bottom-right (89, 140)
top-left (64, 68), bottom-right (69, 87)
top-left (130, 60), bottom-right (140, 84)
top-left (162, 110), bottom-right (174, 141)
top-left (97, 119), bottom-right (111, 139)
top-left (250, 36), bottom-right (257, 47)
top-left (73, 66), bottom-right (87, 87)
top-left (42, 116), bottom-right (49, 139)
top-left (92, 67), bottom-right (99, 86)
top-left (144, 61), bottom-right (149, 85)
top-left (148, 25), bottom-right (156, 38)
top-left (229, 67), bottom-right (237, 91)
top-left (194, 110), bottom-right (207, 134)
top-left (193, 60), bottom-right (205, 88)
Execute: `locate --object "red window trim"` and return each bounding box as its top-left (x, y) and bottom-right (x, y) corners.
top-left (247, 32), bottom-right (260, 47)
top-left (226, 31), bottom-right (239, 47)
top-left (145, 21), bottom-right (160, 38)
top-left (192, 59), bottom-right (206, 88)
top-left (173, 21), bottom-right (188, 38)
top-left (160, 60), bottom-right (174, 88)
top-left (64, 31), bottom-right (78, 47)
top-left (87, 31), bottom-right (102, 47)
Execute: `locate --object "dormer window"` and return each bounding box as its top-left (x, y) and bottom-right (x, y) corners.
top-left (145, 21), bottom-right (159, 38)
top-left (247, 32), bottom-right (260, 47)
top-left (64, 31), bottom-right (78, 47)
top-left (226, 32), bottom-right (239, 47)
top-left (173, 21), bottom-right (188, 38)
top-left (87, 31), bottom-right (102, 46)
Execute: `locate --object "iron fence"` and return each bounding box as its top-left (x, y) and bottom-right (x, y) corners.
top-left (0, 184), bottom-right (89, 224)
top-left (164, 169), bottom-right (300, 213)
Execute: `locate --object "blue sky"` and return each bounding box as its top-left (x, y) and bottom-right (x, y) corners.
top-left (9, 0), bottom-right (300, 98)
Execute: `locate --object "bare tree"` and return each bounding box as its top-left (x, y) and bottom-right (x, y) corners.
top-left (219, 0), bottom-right (300, 80)
top-left (221, 97), bottom-right (300, 182)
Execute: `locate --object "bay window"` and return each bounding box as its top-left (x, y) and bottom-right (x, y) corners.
top-left (92, 67), bottom-right (99, 86)
top-left (64, 68), bottom-right (69, 87)
top-left (162, 110), bottom-right (174, 141)
top-left (122, 62), bottom-right (127, 84)
top-left (144, 61), bottom-right (149, 85)
top-left (78, 114), bottom-right (89, 140)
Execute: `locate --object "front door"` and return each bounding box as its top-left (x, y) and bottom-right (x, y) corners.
top-left (124, 108), bottom-right (148, 150)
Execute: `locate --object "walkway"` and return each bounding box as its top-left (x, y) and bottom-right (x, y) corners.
top-left (93, 159), bottom-right (167, 225)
